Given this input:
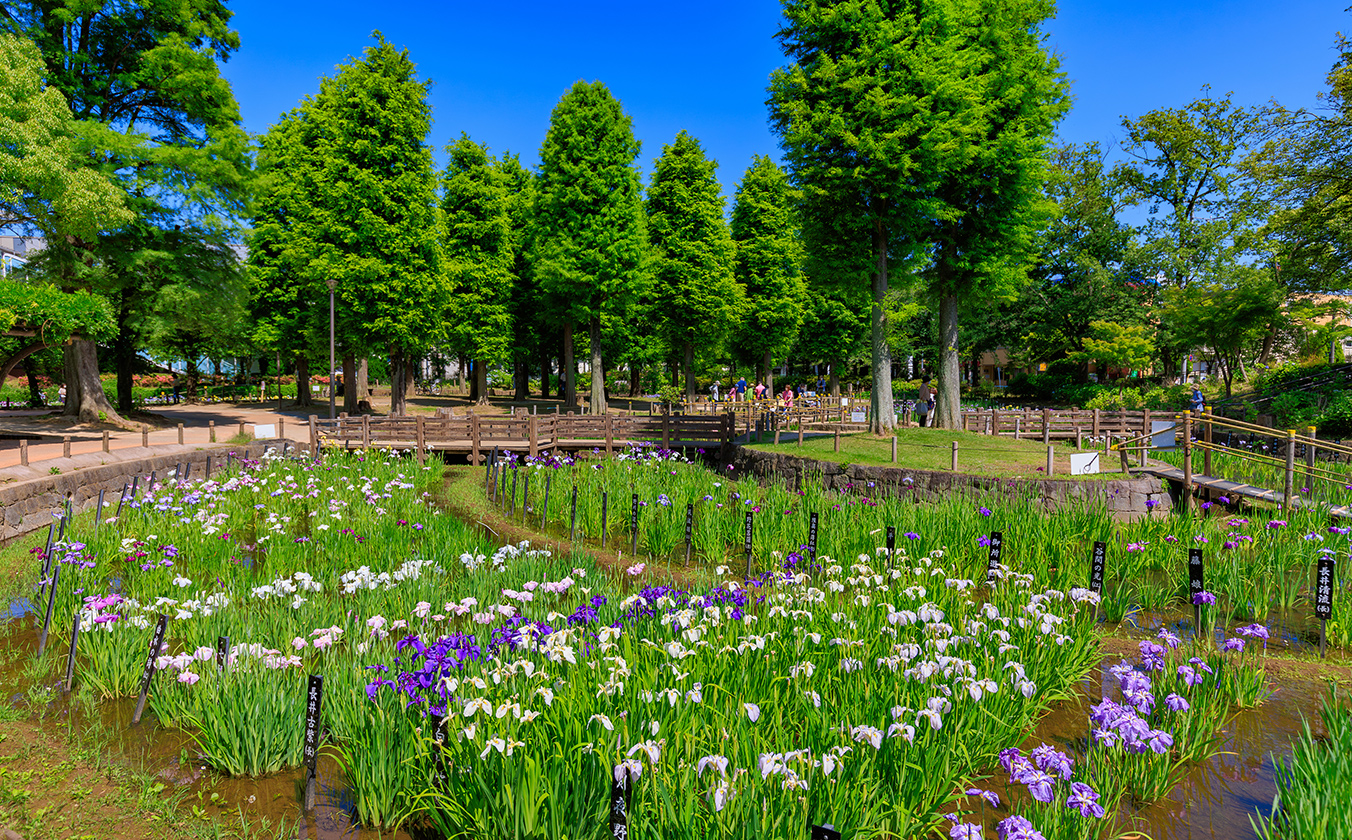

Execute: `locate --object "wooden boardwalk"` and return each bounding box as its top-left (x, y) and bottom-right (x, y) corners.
top-left (307, 412), bottom-right (735, 463)
top-left (1132, 463), bottom-right (1352, 518)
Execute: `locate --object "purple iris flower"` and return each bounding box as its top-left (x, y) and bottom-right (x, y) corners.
top-left (1192, 591), bottom-right (1216, 606)
top-left (965, 788), bottom-right (1001, 808)
top-left (1164, 693), bottom-right (1190, 712)
top-left (1066, 782), bottom-right (1106, 818)
top-left (997, 815), bottom-right (1047, 840)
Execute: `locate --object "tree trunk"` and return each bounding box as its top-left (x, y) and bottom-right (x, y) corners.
top-left (870, 217), bottom-right (896, 433)
top-left (114, 291), bottom-right (135, 413)
top-left (629, 362), bottom-right (640, 397)
top-left (935, 291), bottom-right (961, 429)
top-left (590, 318), bottom-right (607, 414)
top-left (62, 340), bottom-right (126, 424)
top-left (563, 322), bottom-right (577, 408)
top-left (684, 341), bottom-right (696, 402)
top-left (457, 356), bottom-right (466, 395)
top-left (405, 359), bottom-right (416, 403)
top-left (23, 357), bottom-right (41, 406)
top-left (468, 360), bottom-right (479, 402)
top-left (389, 350), bottom-right (407, 415)
top-left (343, 353), bottom-right (358, 414)
top-left (763, 350), bottom-right (774, 397)
top-left (1258, 323), bottom-right (1276, 366)
top-left (829, 364), bottom-right (840, 399)
top-left (539, 350), bottom-right (550, 399)
top-left (295, 355), bottom-right (312, 406)
top-left (356, 358), bottom-right (369, 409)
top-left (474, 359), bottom-right (489, 405)
top-left (514, 355), bottom-right (530, 401)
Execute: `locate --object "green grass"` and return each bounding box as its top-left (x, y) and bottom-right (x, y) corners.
top-left (747, 428), bottom-right (1125, 479)
top-left (1256, 686), bottom-right (1352, 839)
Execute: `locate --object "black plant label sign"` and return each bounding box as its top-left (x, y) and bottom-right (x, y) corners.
top-left (630, 493), bottom-right (639, 532)
top-left (304, 674), bottom-right (324, 774)
top-left (139, 614), bottom-right (169, 691)
top-left (985, 531), bottom-right (1004, 583)
top-left (808, 512), bottom-right (818, 561)
top-left (1188, 549), bottom-right (1204, 597)
top-left (685, 504), bottom-right (694, 544)
top-left (428, 712), bottom-right (450, 790)
top-left (1316, 555), bottom-right (1336, 621)
top-left (609, 775), bottom-right (632, 839)
top-left (1090, 541), bottom-right (1106, 593)
top-left (744, 511), bottom-right (754, 555)
top-left (810, 825), bottom-right (842, 840)
top-left (215, 636), bottom-right (230, 671)
top-left (886, 526), bottom-right (895, 555)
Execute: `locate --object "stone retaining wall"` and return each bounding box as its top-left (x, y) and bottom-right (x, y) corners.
top-left (0, 441), bottom-right (286, 543)
top-left (727, 447), bottom-right (1172, 520)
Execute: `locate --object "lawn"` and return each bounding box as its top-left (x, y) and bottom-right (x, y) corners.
top-left (746, 427), bottom-right (1124, 479)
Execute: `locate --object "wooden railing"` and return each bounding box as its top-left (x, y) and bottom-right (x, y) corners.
top-left (306, 411), bottom-right (736, 464)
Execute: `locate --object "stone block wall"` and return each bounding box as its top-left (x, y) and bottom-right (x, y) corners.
top-left (726, 447), bottom-right (1172, 520)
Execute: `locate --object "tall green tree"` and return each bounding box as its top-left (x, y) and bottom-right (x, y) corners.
top-left (533, 80), bottom-right (647, 413)
top-left (441, 135), bottom-right (518, 404)
top-left (2, 0), bottom-right (251, 422)
top-left (730, 154), bottom-right (805, 396)
top-left (1160, 268), bottom-right (1283, 397)
top-left (770, 0), bottom-right (1067, 431)
top-left (250, 34), bottom-right (447, 416)
top-left (646, 131), bottom-right (739, 401)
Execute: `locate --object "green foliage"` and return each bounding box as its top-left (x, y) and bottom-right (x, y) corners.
top-left (441, 135), bottom-right (522, 367)
top-left (1068, 320), bottom-right (1153, 376)
top-left (1159, 267), bottom-right (1285, 396)
top-left (769, 0), bottom-right (1068, 430)
top-left (0, 280), bottom-right (114, 343)
top-left (730, 155), bottom-right (805, 371)
top-left (0, 33), bottom-right (131, 239)
top-left (1255, 688), bottom-right (1352, 840)
top-left (646, 130), bottom-right (739, 393)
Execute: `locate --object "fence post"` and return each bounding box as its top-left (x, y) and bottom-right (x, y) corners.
top-left (470, 413), bottom-right (481, 465)
top-left (1306, 425), bottom-right (1318, 497)
top-left (662, 412), bottom-right (670, 450)
top-left (142, 429), bottom-right (149, 448)
top-left (1046, 445), bottom-right (1054, 476)
top-left (177, 423), bottom-right (184, 445)
top-left (1203, 408), bottom-right (1213, 480)
top-left (833, 429), bottom-right (840, 452)
top-left (209, 421), bottom-right (216, 443)
top-left (361, 415), bottom-right (370, 449)
top-left (63, 435), bottom-right (71, 458)
top-left (309, 416), bottom-right (319, 456)
top-left (604, 413), bottom-right (614, 456)
top-left (20, 439), bottom-right (27, 465)
top-left (238, 421), bottom-right (246, 439)
top-left (1181, 411), bottom-right (1193, 513)
top-left (1042, 408), bottom-right (1050, 445)
top-left (951, 440), bottom-right (958, 471)
top-left (1140, 409), bottom-right (1152, 466)
top-left (1075, 427), bottom-right (1083, 449)
top-left (103, 431), bottom-right (110, 452)
top-left (1282, 429), bottom-right (1297, 512)
top-left (1092, 408), bottom-right (1100, 441)
top-left (529, 415), bottom-right (539, 458)
top-left (416, 415), bottom-right (426, 464)
top-left (891, 435), bottom-right (897, 463)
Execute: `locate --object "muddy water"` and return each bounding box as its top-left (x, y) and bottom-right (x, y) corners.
top-left (0, 622), bottom-right (411, 840)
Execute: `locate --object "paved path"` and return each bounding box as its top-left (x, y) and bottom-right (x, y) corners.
top-left (0, 403), bottom-right (311, 469)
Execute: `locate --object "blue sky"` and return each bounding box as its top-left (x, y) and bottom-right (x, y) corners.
top-left (220, 0), bottom-right (1349, 193)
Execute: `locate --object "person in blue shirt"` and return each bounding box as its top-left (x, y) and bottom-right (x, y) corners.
top-left (736, 377), bottom-right (747, 402)
top-left (1190, 386), bottom-right (1205, 413)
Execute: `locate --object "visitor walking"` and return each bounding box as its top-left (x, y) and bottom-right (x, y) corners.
top-left (780, 385), bottom-right (794, 408)
top-left (754, 381), bottom-right (766, 401)
top-left (916, 377), bottom-right (933, 427)
top-left (815, 375), bottom-right (825, 394)
top-left (1191, 386), bottom-right (1205, 414)
top-left (736, 376), bottom-right (747, 402)
top-left (710, 381), bottom-right (720, 403)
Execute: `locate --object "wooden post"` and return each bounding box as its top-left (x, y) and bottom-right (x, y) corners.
top-left (951, 440), bottom-right (958, 471)
top-left (1046, 445), bottom-right (1054, 476)
top-left (238, 421), bottom-right (246, 439)
top-left (1092, 408), bottom-right (1101, 441)
top-left (361, 415), bottom-right (370, 449)
top-left (63, 435), bottom-right (71, 458)
top-left (604, 413), bottom-right (614, 456)
top-left (891, 435), bottom-right (897, 463)
top-left (990, 408), bottom-right (998, 436)
top-left (1075, 427), bottom-right (1083, 449)
top-left (797, 421), bottom-right (804, 447)
top-left (1181, 411), bottom-right (1193, 513)
top-left (1117, 437), bottom-right (1129, 473)
top-left (1014, 417), bottom-right (1021, 440)
top-left (177, 423), bottom-right (184, 445)
top-left (662, 412), bottom-right (670, 450)
top-left (471, 413), bottom-right (481, 465)
top-left (19, 439), bottom-right (27, 466)
top-left (309, 416), bottom-right (319, 455)
top-left (1282, 430), bottom-right (1297, 512)
top-left (209, 421), bottom-right (216, 443)
top-left (1140, 408), bottom-right (1151, 466)
top-left (1306, 425), bottom-right (1317, 496)
top-left (1042, 408), bottom-right (1050, 445)
top-left (416, 415), bottom-right (426, 464)
top-left (834, 429), bottom-right (840, 452)
top-left (773, 426), bottom-right (781, 445)
top-left (1203, 408), bottom-right (1213, 480)
top-left (102, 431), bottom-right (110, 452)
top-left (142, 429), bottom-right (149, 448)
top-left (529, 415), bottom-right (539, 458)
